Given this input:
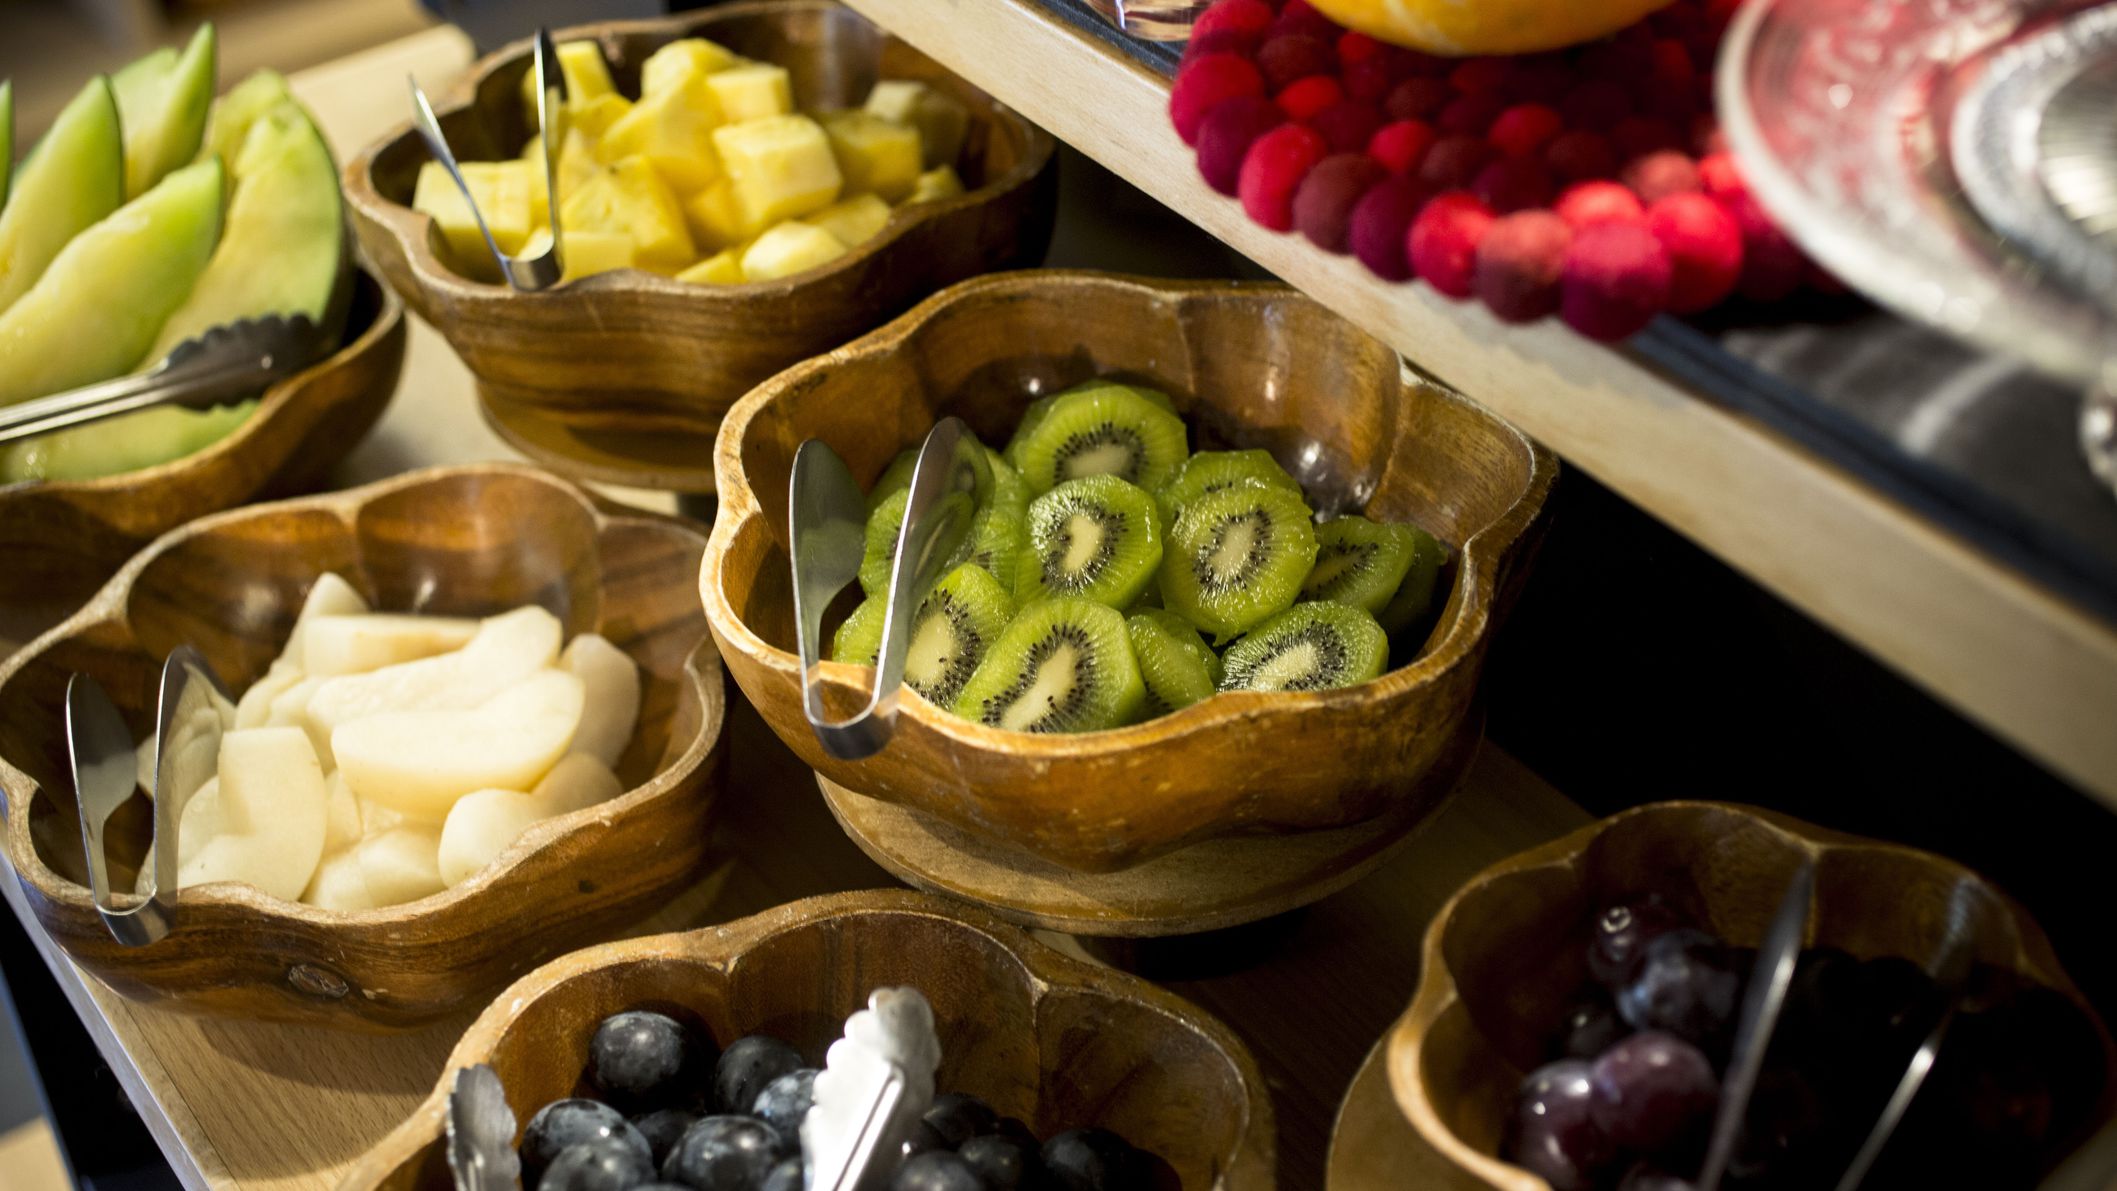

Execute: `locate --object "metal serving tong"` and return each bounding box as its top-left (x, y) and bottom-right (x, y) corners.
top-left (0, 314), bottom-right (325, 447)
top-left (790, 418), bottom-right (991, 760)
top-left (63, 648), bottom-right (229, 946)
top-left (410, 28), bottom-right (566, 290)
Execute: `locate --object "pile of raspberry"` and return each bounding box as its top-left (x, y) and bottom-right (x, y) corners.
top-left (1169, 0), bottom-right (1832, 340)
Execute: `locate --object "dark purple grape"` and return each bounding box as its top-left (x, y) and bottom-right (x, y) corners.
top-left (1616, 929), bottom-right (1740, 1047)
top-left (924, 1092), bottom-right (1000, 1148)
top-left (1725, 1066), bottom-right (1829, 1186)
top-left (634, 1185), bottom-right (695, 1191)
top-left (522, 1100), bottom-right (651, 1188)
top-left (1781, 946), bottom-right (1860, 1052)
top-left (1042, 1128), bottom-right (1148, 1191)
top-left (713, 1036), bottom-right (806, 1116)
top-left (1504, 1060), bottom-right (1612, 1191)
top-left (760, 1157), bottom-right (804, 1191)
top-left (632, 1108), bottom-right (700, 1168)
top-left (751, 1069), bottom-right (818, 1143)
top-left (1851, 956), bottom-right (1942, 1047)
top-left (1555, 996), bottom-right (1630, 1060)
top-left (960, 1134), bottom-right (1040, 1190)
top-left (901, 1120), bottom-right (949, 1163)
top-left (590, 1010), bottom-right (701, 1110)
top-left (894, 1150), bottom-right (986, 1191)
top-left (540, 1137), bottom-right (654, 1191)
top-left (1615, 1164), bottom-right (1695, 1191)
top-left (662, 1115), bottom-right (790, 1191)
top-left (1588, 899), bottom-right (1682, 988)
top-left (1586, 1031), bottom-right (1718, 1154)
top-left (993, 1116), bottom-right (1039, 1150)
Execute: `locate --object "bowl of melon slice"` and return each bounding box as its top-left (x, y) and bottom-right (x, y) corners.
top-left (0, 464), bottom-right (726, 1027)
top-left (0, 25), bottom-right (406, 639)
top-left (344, 0), bottom-right (1054, 493)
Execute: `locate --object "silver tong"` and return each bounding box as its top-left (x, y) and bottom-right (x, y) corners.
top-left (410, 28), bottom-right (566, 290)
top-left (789, 418), bottom-right (991, 760)
top-left (63, 647), bottom-right (229, 946)
top-left (0, 314), bottom-right (324, 447)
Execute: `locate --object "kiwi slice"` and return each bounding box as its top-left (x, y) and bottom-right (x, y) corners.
top-left (831, 563), bottom-right (1013, 709)
top-left (1015, 475), bottom-right (1163, 608)
top-left (867, 447), bottom-right (919, 513)
top-left (1300, 516), bottom-right (1419, 617)
top-left (1004, 382), bottom-right (1189, 494)
top-left (960, 503), bottom-right (1027, 586)
top-left (857, 487), bottom-right (975, 596)
top-left (985, 448), bottom-right (1030, 513)
top-left (952, 597), bottom-right (1145, 733)
top-left (1377, 526), bottom-right (1450, 636)
top-left (1126, 609), bottom-right (1220, 715)
top-left (1219, 602), bottom-right (1389, 693)
top-left (1158, 483), bottom-right (1318, 641)
top-left (1155, 449), bottom-right (1302, 523)
top-left (831, 594), bottom-right (888, 665)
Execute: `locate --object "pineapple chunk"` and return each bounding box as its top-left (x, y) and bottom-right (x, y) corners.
top-left (704, 64), bottom-right (793, 124)
top-left (910, 164), bottom-right (967, 203)
top-left (597, 72), bottom-right (724, 192)
top-left (741, 220), bottom-right (847, 281)
top-left (566, 92), bottom-right (633, 141)
top-left (520, 41), bottom-right (617, 123)
top-left (822, 112), bottom-right (922, 203)
top-left (562, 157), bottom-right (695, 269)
top-left (642, 38), bottom-right (742, 95)
top-left (712, 115), bottom-right (842, 225)
top-left (677, 248), bottom-right (745, 285)
top-left (863, 79), bottom-right (970, 168)
top-left (413, 159), bottom-right (534, 266)
top-left (522, 227), bottom-right (635, 281)
top-left (522, 126), bottom-right (599, 227)
top-left (808, 193), bottom-right (892, 248)
top-left (681, 178), bottom-right (761, 251)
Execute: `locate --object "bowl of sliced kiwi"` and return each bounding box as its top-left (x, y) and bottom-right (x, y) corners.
top-left (702, 270), bottom-right (1556, 874)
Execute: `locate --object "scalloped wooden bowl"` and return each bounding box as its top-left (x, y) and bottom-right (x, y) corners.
top-left (1386, 801), bottom-right (2116, 1191)
top-left (342, 890), bottom-right (1274, 1191)
top-left (0, 267), bottom-right (405, 641)
top-left (344, 0), bottom-right (1057, 492)
top-left (0, 464), bottom-right (726, 1028)
top-left (701, 270), bottom-right (1556, 873)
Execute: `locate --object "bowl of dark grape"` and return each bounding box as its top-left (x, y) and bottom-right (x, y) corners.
top-left (1386, 801), bottom-right (2114, 1191)
top-left (344, 889), bottom-right (1272, 1190)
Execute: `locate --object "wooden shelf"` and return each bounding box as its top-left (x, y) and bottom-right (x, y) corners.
top-left (837, 0), bottom-right (2117, 811)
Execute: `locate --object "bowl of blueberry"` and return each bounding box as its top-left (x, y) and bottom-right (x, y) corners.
top-left (1386, 801), bottom-right (2114, 1190)
top-left (344, 889), bottom-right (1272, 1190)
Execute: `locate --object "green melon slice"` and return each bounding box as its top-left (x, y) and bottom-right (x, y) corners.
top-left (0, 158), bottom-right (224, 407)
top-left (113, 23), bottom-right (218, 199)
top-left (0, 77), bottom-right (124, 317)
top-left (1, 81), bottom-right (14, 210)
top-left (0, 400), bottom-right (256, 483)
top-left (199, 70), bottom-right (292, 172)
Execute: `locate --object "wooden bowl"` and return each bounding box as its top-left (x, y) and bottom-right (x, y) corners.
top-left (0, 464), bottom-right (727, 1028)
top-left (342, 889), bottom-right (1274, 1191)
top-left (0, 267), bottom-right (405, 643)
top-left (344, 0), bottom-right (1057, 493)
top-left (1386, 801), bottom-right (2116, 1190)
top-left (701, 270), bottom-right (1556, 873)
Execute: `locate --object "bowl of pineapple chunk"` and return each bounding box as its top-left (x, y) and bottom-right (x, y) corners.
top-left (345, 0), bottom-right (1056, 492)
top-left (0, 464), bottom-right (727, 1027)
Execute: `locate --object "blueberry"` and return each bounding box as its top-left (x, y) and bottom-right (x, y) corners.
top-left (960, 1134), bottom-right (1039, 1190)
top-left (752, 1068), bottom-right (819, 1142)
top-left (891, 1150), bottom-right (984, 1191)
top-left (591, 1011), bottom-right (701, 1110)
top-left (1042, 1128), bottom-right (1147, 1191)
top-left (923, 1092), bottom-right (999, 1148)
top-left (663, 1114), bottom-right (789, 1191)
top-left (539, 1137), bottom-right (653, 1191)
top-left (632, 1108), bottom-right (700, 1167)
top-left (522, 1100), bottom-right (650, 1188)
top-left (760, 1156), bottom-right (804, 1191)
top-left (714, 1036), bottom-right (806, 1115)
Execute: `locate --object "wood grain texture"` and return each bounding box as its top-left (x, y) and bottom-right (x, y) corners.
top-left (1327, 1034), bottom-right (1480, 1191)
top-left (831, 0), bottom-right (2117, 817)
top-left (0, 464), bottom-right (727, 1027)
top-left (0, 269), bottom-right (406, 646)
top-left (343, 0), bottom-right (1058, 493)
top-left (341, 890), bottom-right (1274, 1191)
top-left (702, 270), bottom-right (1556, 872)
top-left (1386, 802), bottom-right (2117, 1191)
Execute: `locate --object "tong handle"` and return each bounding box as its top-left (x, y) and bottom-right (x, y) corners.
top-left (0, 350), bottom-right (268, 445)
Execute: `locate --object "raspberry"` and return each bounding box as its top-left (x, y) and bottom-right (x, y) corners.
top-left (1487, 103), bottom-right (1564, 158)
top-left (1348, 176), bottom-right (1431, 280)
top-left (1293, 153), bottom-right (1389, 252)
top-left (1560, 79), bottom-right (1633, 131)
top-left (1336, 30), bottom-right (1384, 65)
top-left (1561, 222), bottom-right (1672, 340)
top-left (1397, 50), bottom-right (1448, 77)
top-left (1195, 95), bottom-right (1285, 195)
top-left (1646, 193), bottom-right (1741, 313)
top-left (1407, 191), bottom-right (1495, 298)
top-left (1722, 190), bottom-right (1805, 301)
top-left (1545, 130), bottom-right (1617, 183)
top-left (1697, 152), bottom-right (1744, 199)
top-left (1192, 0), bottom-right (1274, 41)
top-left (1649, 38), bottom-right (1698, 94)
top-left (1477, 211), bottom-right (1573, 323)
top-left (1689, 113), bottom-right (1727, 157)
top-left (1555, 180), bottom-right (1645, 229)
top-left (1310, 100), bottom-right (1383, 153)
top-left (1450, 58), bottom-right (1512, 95)
top-left (1182, 30), bottom-right (1260, 63)
top-left (1238, 122), bottom-right (1328, 231)
top-left (1269, 0), bottom-right (1338, 39)
top-left (1473, 155), bottom-right (1554, 214)
top-left (1171, 54), bottom-right (1264, 145)
top-left (1275, 75), bottom-right (1344, 120)
top-left (1419, 134), bottom-right (1496, 190)
top-left (1508, 56), bottom-right (1578, 105)
top-left (1367, 119), bottom-right (1436, 174)
top-left (1612, 116), bottom-right (1682, 159)
top-left (1341, 56), bottom-right (1394, 102)
top-left (1257, 33), bottom-right (1336, 89)
top-left (1385, 77), bottom-right (1453, 121)
top-left (1439, 92), bottom-right (1505, 136)
top-left (1622, 150), bottom-right (1701, 203)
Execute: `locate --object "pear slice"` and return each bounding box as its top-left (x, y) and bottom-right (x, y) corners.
top-left (112, 23), bottom-right (217, 199)
top-left (138, 774), bottom-right (220, 896)
top-left (0, 77), bottom-right (123, 317)
top-left (266, 675), bottom-right (333, 766)
top-left (301, 846), bottom-right (373, 911)
top-left (333, 670), bottom-right (584, 819)
top-left (436, 788), bottom-right (544, 888)
top-left (356, 826), bottom-right (446, 906)
top-left (321, 770), bottom-right (362, 854)
top-left (300, 614), bottom-right (478, 677)
top-left (532, 752), bottom-right (622, 815)
top-left (285, 573), bottom-right (371, 668)
top-left (304, 605), bottom-right (561, 741)
top-left (560, 634), bottom-right (640, 768)
top-left (177, 727), bottom-right (328, 902)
